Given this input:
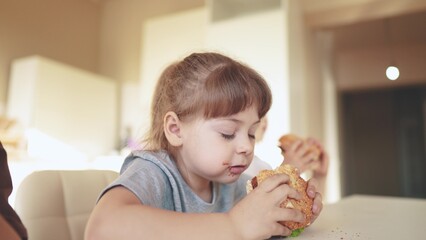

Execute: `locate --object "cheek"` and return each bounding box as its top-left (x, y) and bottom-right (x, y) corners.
top-left (189, 135), bottom-right (231, 167)
top-left (193, 136), bottom-right (226, 158)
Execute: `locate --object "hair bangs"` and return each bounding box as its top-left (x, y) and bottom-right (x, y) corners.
top-left (200, 63), bottom-right (271, 119)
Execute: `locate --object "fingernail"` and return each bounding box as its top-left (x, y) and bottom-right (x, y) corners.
top-left (283, 228), bottom-right (291, 236)
top-left (308, 188), bottom-right (315, 197)
top-left (313, 204), bottom-right (318, 213)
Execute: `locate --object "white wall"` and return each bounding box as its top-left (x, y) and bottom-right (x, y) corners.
top-left (7, 56), bottom-right (118, 161)
top-left (317, 32), bottom-right (342, 203)
top-left (139, 8), bottom-right (208, 137)
top-left (0, 0), bottom-right (101, 114)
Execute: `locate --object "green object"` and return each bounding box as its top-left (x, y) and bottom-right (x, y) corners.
top-left (290, 228), bottom-right (304, 237)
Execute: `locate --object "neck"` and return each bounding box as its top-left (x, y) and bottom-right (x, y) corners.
top-left (174, 155), bottom-right (213, 202)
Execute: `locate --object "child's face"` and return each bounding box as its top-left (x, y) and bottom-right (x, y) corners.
top-left (178, 106), bottom-right (260, 184)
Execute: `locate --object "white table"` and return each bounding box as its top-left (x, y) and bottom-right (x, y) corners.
top-left (293, 194), bottom-right (426, 239)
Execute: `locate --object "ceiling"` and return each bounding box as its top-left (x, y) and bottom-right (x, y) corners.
top-left (324, 6), bottom-right (426, 91)
top-left (106, 0), bottom-right (426, 51)
top-left (98, 0), bottom-right (205, 19)
top-left (95, 0), bottom-right (426, 91)
top-left (331, 10), bottom-right (426, 51)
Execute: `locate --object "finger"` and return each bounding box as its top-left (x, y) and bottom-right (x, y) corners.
top-left (312, 192), bottom-right (323, 215)
top-left (307, 137), bottom-right (325, 151)
top-left (307, 178), bottom-right (319, 198)
top-left (274, 207), bottom-right (305, 223)
top-left (271, 184), bottom-right (301, 205)
top-left (317, 161), bottom-right (329, 176)
top-left (320, 151), bottom-right (330, 169)
top-left (270, 223), bottom-right (292, 237)
top-left (300, 155), bottom-right (321, 170)
top-left (308, 150), bottom-right (321, 163)
top-left (313, 156), bottom-right (328, 176)
top-left (257, 174), bottom-right (290, 193)
top-left (301, 151), bottom-right (318, 164)
top-left (297, 141), bottom-right (309, 154)
top-left (309, 160), bottom-right (321, 171)
top-left (288, 139), bottom-right (303, 153)
top-left (299, 143), bottom-right (319, 161)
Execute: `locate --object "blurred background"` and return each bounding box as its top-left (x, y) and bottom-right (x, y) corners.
top-left (1, 0), bottom-right (426, 205)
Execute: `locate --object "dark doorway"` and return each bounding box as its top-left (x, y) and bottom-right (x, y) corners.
top-left (340, 85), bottom-right (426, 198)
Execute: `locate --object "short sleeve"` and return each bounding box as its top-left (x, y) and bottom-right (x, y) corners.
top-left (100, 159), bottom-right (175, 210)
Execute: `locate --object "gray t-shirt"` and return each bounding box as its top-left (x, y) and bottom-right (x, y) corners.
top-left (100, 150), bottom-right (250, 213)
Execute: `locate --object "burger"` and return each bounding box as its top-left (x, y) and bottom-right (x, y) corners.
top-left (246, 164), bottom-right (313, 237)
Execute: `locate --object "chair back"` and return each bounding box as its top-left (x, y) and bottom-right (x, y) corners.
top-left (14, 170), bottom-right (118, 240)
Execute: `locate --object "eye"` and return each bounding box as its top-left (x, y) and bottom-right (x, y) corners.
top-left (249, 134), bottom-right (256, 140)
top-left (221, 133), bottom-right (235, 140)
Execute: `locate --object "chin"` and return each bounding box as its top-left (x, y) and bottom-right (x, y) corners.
top-left (209, 174), bottom-right (238, 184)
top-left (225, 173), bottom-right (244, 183)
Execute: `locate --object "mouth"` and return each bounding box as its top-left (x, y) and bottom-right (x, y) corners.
top-left (229, 165), bottom-right (247, 175)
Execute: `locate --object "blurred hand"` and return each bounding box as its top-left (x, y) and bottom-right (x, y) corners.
top-left (306, 138), bottom-right (329, 178)
top-left (280, 137), bottom-right (329, 178)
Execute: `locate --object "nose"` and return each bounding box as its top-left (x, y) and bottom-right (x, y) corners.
top-left (236, 135), bottom-right (254, 155)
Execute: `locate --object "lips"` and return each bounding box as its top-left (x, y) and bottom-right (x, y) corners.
top-left (229, 165), bottom-right (247, 175)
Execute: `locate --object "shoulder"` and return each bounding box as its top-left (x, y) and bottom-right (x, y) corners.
top-left (119, 150), bottom-right (175, 185)
top-left (101, 151), bottom-right (177, 208)
top-left (121, 150), bottom-right (174, 171)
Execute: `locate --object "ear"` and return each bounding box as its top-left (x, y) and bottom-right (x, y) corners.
top-left (164, 111), bottom-right (183, 147)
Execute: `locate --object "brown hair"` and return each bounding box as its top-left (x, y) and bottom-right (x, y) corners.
top-left (143, 52), bottom-right (272, 151)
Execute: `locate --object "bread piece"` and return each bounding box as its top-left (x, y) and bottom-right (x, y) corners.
top-left (246, 164), bottom-right (313, 230)
top-left (278, 134), bottom-right (321, 161)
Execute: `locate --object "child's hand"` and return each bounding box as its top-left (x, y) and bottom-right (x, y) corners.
top-left (306, 138), bottom-right (329, 178)
top-left (281, 138), bottom-right (329, 178)
top-left (281, 139), bottom-right (319, 173)
top-left (228, 174), bottom-right (305, 240)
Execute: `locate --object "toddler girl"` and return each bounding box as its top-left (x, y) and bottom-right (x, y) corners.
top-left (85, 52), bottom-right (323, 240)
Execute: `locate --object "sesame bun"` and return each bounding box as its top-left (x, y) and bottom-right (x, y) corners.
top-left (246, 164), bottom-right (313, 231)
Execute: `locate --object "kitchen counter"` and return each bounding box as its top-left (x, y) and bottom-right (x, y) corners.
top-left (292, 194), bottom-right (426, 239)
